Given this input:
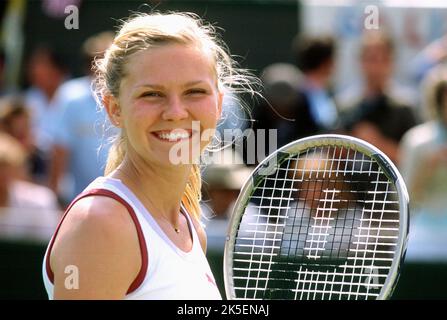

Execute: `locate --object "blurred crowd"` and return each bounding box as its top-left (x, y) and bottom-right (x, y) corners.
top-left (0, 23), bottom-right (446, 258)
top-left (203, 28), bottom-right (447, 259)
top-left (0, 31), bottom-right (115, 242)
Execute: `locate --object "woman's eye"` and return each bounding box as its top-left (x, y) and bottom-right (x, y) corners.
top-left (186, 89), bottom-right (207, 95)
top-left (141, 91), bottom-right (162, 98)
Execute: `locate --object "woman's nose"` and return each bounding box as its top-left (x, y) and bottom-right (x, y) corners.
top-left (162, 96), bottom-right (189, 121)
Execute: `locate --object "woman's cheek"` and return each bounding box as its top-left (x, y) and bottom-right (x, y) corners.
top-left (197, 99), bottom-right (219, 126)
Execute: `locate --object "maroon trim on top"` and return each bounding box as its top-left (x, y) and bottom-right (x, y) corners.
top-left (45, 188), bottom-right (148, 295)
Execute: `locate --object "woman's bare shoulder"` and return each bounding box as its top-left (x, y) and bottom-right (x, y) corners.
top-left (62, 195), bottom-right (134, 232)
top-left (50, 195), bottom-right (141, 299)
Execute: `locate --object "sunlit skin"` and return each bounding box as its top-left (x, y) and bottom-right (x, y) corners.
top-left (50, 43), bottom-right (223, 299)
top-left (107, 43), bottom-right (223, 225)
top-left (110, 44), bottom-right (223, 168)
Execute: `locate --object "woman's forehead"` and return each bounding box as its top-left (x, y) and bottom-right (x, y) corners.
top-left (122, 44), bottom-right (217, 87)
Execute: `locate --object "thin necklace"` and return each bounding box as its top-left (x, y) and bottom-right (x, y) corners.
top-left (116, 168), bottom-right (181, 234)
top-left (138, 187), bottom-right (181, 234)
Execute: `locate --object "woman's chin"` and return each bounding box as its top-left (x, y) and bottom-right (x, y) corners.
top-left (152, 147), bottom-right (202, 167)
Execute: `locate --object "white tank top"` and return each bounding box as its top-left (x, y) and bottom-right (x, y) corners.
top-left (42, 176), bottom-right (222, 300)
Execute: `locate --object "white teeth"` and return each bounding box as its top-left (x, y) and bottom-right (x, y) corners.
top-left (156, 131), bottom-right (190, 141)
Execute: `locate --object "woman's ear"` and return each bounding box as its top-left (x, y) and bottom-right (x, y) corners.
top-left (103, 95), bottom-right (122, 127)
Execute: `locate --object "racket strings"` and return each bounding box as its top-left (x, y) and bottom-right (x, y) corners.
top-left (231, 145), bottom-right (400, 300)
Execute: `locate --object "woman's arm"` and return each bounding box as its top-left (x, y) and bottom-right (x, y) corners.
top-left (50, 196), bottom-right (141, 299)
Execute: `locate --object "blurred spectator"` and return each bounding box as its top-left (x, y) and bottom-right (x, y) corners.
top-left (337, 30), bottom-right (419, 165)
top-left (292, 34), bottom-right (339, 136)
top-left (421, 62), bottom-right (447, 122)
top-left (24, 45), bottom-right (68, 158)
top-left (252, 34), bottom-right (339, 153)
top-left (0, 132), bottom-right (60, 241)
top-left (0, 96), bottom-right (47, 183)
top-left (202, 148), bottom-right (252, 220)
top-left (48, 31), bottom-right (115, 204)
top-left (201, 148), bottom-right (252, 249)
top-left (400, 65), bottom-right (447, 216)
top-left (399, 65), bottom-right (447, 261)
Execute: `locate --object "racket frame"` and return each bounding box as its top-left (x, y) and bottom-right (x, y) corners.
top-left (223, 134), bottom-right (409, 300)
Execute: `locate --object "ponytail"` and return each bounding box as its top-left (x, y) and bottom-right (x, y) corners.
top-left (104, 132), bottom-right (126, 175)
top-left (181, 163), bottom-right (202, 220)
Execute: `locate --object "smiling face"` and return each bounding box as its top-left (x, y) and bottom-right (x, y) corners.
top-left (105, 43), bottom-right (223, 168)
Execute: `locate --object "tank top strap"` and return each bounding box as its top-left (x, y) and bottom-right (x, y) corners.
top-left (44, 185), bottom-right (148, 295)
top-left (180, 204), bottom-right (203, 254)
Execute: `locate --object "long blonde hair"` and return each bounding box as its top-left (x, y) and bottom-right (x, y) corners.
top-left (94, 12), bottom-right (256, 220)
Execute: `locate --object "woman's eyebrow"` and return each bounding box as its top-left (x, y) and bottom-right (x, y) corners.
top-left (183, 80), bottom-right (208, 87)
top-left (134, 83), bottom-right (164, 90)
top-left (134, 80), bottom-right (210, 90)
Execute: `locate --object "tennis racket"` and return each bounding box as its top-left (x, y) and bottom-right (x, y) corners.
top-left (224, 134), bottom-right (409, 300)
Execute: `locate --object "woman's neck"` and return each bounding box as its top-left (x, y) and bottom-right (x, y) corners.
top-left (112, 156), bottom-right (192, 220)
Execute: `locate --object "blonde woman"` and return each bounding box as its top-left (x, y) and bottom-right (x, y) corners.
top-left (42, 12), bottom-right (254, 300)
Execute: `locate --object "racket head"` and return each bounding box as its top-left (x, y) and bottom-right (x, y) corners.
top-left (224, 134), bottom-right (409, 300)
